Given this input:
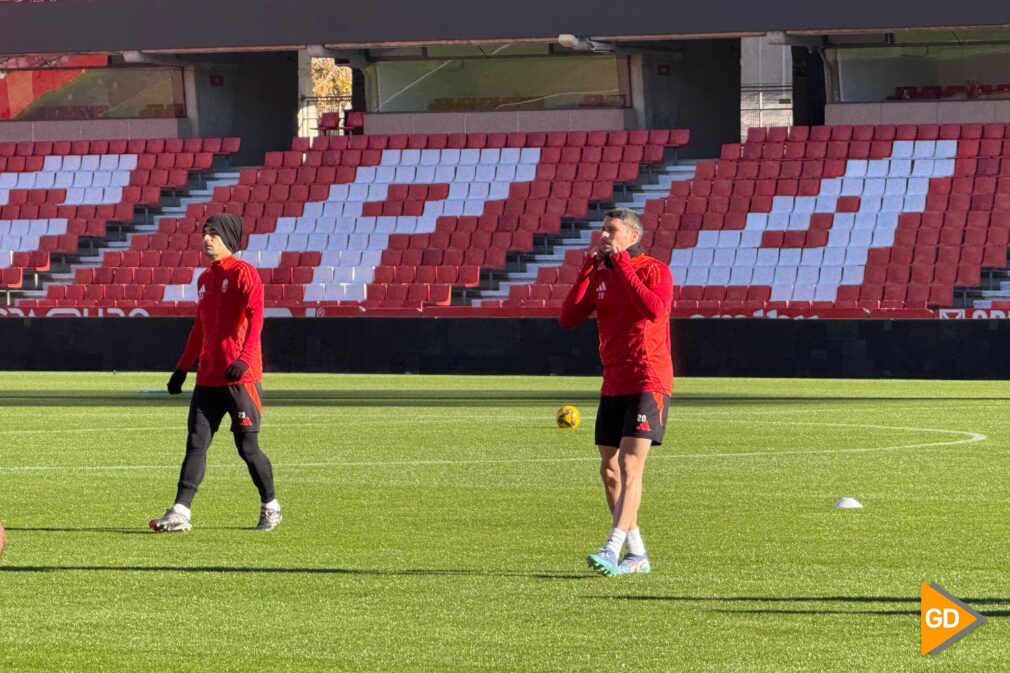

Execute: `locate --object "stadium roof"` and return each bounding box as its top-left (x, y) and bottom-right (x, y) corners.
top-left (2, 0), bottom-right (1010, 55)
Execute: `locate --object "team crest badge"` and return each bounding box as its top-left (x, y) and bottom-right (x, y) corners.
top-left (222, 279), bottom-right (229, 293)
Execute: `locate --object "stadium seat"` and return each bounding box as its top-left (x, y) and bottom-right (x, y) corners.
top-left (29, 128), bottom-right (680, 313)
top-left (49, 127), bottom-right (997, 317)
top-left (3, 136), bottom-right (238, 313)
top-left (504, 124), bottom-right (1008, 315)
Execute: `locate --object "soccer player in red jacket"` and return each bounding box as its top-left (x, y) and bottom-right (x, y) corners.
top-left (559, 208), bottom-right (674, 576)
top-left (149, 213), bottom-right (281, 532)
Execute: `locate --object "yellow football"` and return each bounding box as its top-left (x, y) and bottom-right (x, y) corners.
top-left (556, 405), bottom-right (581, 429)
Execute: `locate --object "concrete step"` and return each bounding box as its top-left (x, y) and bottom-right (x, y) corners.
top-left (178, 194), bottom-right (214, 208)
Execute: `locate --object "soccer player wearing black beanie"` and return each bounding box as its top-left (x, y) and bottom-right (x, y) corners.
top-left (150, 213), bottom-right (281, 532)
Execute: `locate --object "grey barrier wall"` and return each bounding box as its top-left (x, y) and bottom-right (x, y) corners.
top-left (0, 318), bottom-right (1008, 379)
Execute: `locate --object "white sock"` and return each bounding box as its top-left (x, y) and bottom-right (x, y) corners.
top-left (603, 528), bottom-right (627, 556)
top-left (626, 527), bottom-right (646, 556)
top-left (262, 498), bottom-right (280, 511)
top-left (171, 503), bottom-right (191, 519)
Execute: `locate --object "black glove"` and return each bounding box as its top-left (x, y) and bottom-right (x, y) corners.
top-left (225, 360), bottom-right (249, 382)
top-left (167, 369), bottom-right (187, 395)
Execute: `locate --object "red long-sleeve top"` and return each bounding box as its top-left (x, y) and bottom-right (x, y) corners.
top-left (559, 249), bottom-right (674, 396)
top-left (176, 255), bottom-right (264, 386)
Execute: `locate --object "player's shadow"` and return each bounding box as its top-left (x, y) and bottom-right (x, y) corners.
top-left (5, 525), bottom-right (264, 529)
top-left (6, 525), bottom-right (288, 533)
top-left (0, 564), bottom-right (592, 580)
top-left (5, 526), bottom-right (153, 535)
top-left (592, 594), bottom-right (1010, 617)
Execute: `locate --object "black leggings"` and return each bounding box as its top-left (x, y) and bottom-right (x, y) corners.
top-left (173, 385), bottom-right (276, 507)
top-left (175, 428), bottom-right (275, 507)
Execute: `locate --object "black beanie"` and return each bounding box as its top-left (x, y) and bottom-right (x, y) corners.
top-left (204, 213), bottom-right (244, 253)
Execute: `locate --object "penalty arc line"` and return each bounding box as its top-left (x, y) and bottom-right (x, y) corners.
top-left (0, 421), bottom-right (988, 474)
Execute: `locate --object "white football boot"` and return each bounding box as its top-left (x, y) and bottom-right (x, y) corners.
top-left (148, 508), bottom-right (193, 533)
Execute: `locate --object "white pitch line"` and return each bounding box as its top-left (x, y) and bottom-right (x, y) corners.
top-left (0, 421), bottom-right (987, 474)
top-left (667, 420), bottom-right (987, 459)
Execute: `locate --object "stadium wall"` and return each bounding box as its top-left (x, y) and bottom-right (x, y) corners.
top-left (1, 318), bottom-right (1008, 379)
top-left (826, 100), bottom-right (1010, 125)
top-left (0, 118), bottom-right (187, 141)
top-left (636, 41), bottom-right (741, 157)
top-left (187, 51), bottom-right (300, 165)
top-left (364, 109), bottom-right (631, 135)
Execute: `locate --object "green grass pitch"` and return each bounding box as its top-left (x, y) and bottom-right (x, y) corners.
top-left (1, 372), bottom-right (1009, 672)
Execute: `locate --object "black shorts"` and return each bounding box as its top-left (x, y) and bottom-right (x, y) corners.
top-left (189, 383), bottom-right (264, 435)
top-left (594, 392), bottom-right (670, 447)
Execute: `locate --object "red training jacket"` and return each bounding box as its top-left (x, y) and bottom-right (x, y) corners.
top-left (176, 255), bottom-right (264, 386)
top-left (559, 249), bottom-right (674, 396)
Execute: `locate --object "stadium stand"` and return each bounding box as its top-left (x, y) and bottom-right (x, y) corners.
top-left (20, 129), bottom-right (686, 315)
top-left (15, 124), bottom-right (1010, 319)
top-left (0, 137), bottom-right (238, 310)
top-left (499, 123), bottom-right (1010, 318)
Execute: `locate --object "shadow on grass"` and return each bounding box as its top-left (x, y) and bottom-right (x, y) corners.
top-left (4, 526), bottom-right (252, 534)
top-left (592, 594), bottom-right (1010, 617)
top-left (5, 526), bottom-right (153, 535)
top-left (712, 608), bottom-right (921, 616)
top-left (0, 564), bottom-right (591, 580)
top-left (0, 390), bottom-right (1005, 409)
top-left (707, 608), bottom-right (1010, 617)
